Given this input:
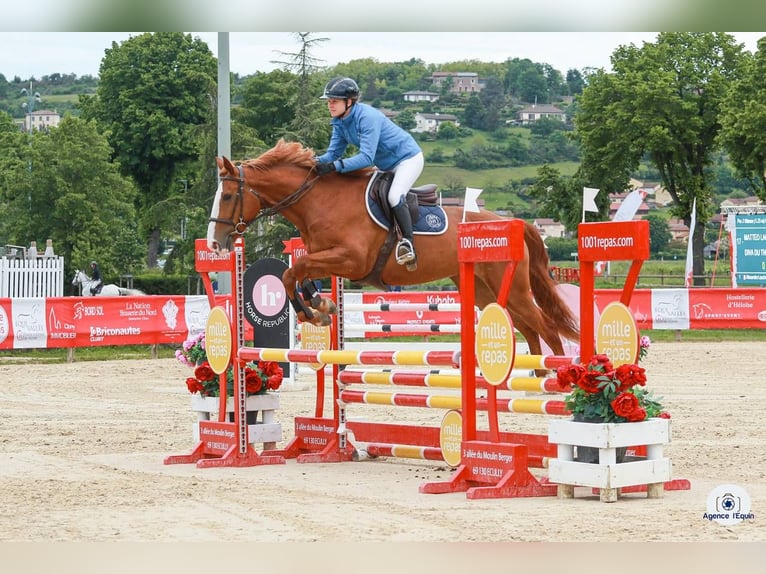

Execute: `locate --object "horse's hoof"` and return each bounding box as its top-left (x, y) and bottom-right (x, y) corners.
top-left (406, 260), bottom-right (418, 272)
top-left (323, 299), bottom-right (337, 315)
top-left (318, 313), bottom-right (332, 327)
top-left (310, 293), bottom-right (322, 309)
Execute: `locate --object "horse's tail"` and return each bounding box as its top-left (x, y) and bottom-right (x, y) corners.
top-left (524, 221), bottom-right (580, 343)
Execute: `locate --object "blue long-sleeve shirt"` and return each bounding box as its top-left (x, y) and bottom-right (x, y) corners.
top-left (315, 102), bottom-right (421, 173)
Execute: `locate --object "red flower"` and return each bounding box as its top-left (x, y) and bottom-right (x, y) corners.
top-left (259, 360), bottom-right (282, 377)
top-left (194, 362), bottom-right (215, 382)
top-left (245, 369), bottom-right (264, 394)
top-left (614, 363), bottom-right (647, 390)
top-left (185, 377), bottom-right (204, 394)
top-left (659, 412), bottom-right (672, 419)
top-left (556, 364), bottom-right (585, 391)
top-left (267, 374), bottom-right (282, 390)
top-left (588, 354), bottom-right (613, 373)
top-left (611, 392), bottom-right (646, 421)
top-left (576, 370), bottom-right (603, 394)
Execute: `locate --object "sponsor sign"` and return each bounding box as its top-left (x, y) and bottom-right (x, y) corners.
top-left (596, 302), bottom-right (638, 366)
top-left (457, 220), bottom-right (525, 263)
top-left (300, 323), bottom-right (331, 371)
top-left (243, 258), bottom-right (290, 376)
top-left (475, 302), bottom-right (515, 386)
top-left (578, 220), bottom-right (649, 262)
top-left (194, 238), bottom-right (232, 272)
top-left (440, 410), bottom-right (463, 468)
top-left (729, 214), bottom-right (766, 286)
top-left (205, 306), bottom-right (232, 375)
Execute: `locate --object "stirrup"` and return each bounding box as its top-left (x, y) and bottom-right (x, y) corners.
top-left (396, 239), bottom-right (416, 265)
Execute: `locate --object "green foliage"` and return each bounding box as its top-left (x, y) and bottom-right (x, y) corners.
top-left (545, 237), bottom-right (578, 261)
top-left (645, 213), bottom-right (672, 255)
top-left (83, 32), bottom-right (218, 268)
top-left (0, 114), bottom-right (142, 286)
top-left (718, 36), bottom-right (766, 202)
top-left (574, 32), bottom-right (745, 284)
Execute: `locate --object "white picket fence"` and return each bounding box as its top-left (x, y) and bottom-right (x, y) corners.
top-left (0, 256), bottom-right (65, 297)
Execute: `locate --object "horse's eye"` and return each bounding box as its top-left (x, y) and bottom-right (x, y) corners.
top-left (221, 193), bottom-right (233, 201)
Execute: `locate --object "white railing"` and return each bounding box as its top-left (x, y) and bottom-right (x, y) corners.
top-left (0, 256), bottom-right (65, 297)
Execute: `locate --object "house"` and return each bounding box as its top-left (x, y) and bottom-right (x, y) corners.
top-left (430, 72), bottom-right (483, 94)
top-left (378, 108), bottom-right (399, 120)
top-left (533, 218), bottom-right (566, 239)
top-left (667, 218), bottom-right (690, 242)
top-left (517, 104), bottom-right (565, 125)
top-left (24, 109), bottom-right (61, 132)
top-left (720, 196), bottom-right (764, 210)
top-left (412, 112), bottom-right (459, 134)
top-left (402, 90), bottom-right (439, 103)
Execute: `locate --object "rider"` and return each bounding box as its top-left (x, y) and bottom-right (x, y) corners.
top-left (314, 77), bottom-right (424, 270)
top-left (90, 261), bottom-right (103, 295)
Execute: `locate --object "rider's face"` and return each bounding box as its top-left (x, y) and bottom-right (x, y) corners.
top-left (327, 98), bottom-right (349, 118)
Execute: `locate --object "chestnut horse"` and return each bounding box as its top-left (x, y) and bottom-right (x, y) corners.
top-left (207, 139), bottom-right (578, 357)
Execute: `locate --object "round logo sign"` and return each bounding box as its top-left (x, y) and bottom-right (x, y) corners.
top-left (300, 322), bottom-right (331, 371)
top-left (705, 484), bottom-right (754, 526)
top-left (596, 302), bottom-right (639, 366)
top-left (475, 302), bottom-right (515, 386)
top-left (205, 306), bottom-right (232, 375)
top-left (440, 410), bottom-right (463, 468)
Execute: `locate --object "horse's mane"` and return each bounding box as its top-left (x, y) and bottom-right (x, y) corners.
top-left (244, 138), bottom-right (375, 179)
top-left (246, 139), bottom-right (315, 172)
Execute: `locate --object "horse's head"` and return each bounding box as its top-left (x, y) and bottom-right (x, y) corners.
top-left (207, 140), bottom-right (319, 254)
top-left (206, 156), bottom-right (260, 253)
top-left (71, 270), bottom-right (83, 285)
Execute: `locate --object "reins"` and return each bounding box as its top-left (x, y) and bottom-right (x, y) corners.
top-left (209, 163), bottom-right (319, 235)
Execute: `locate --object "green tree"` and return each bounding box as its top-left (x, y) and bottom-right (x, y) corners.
top-left (574, 32), bottom-right (744, 285)
top-left (394, 109), bottom-right (416, 131)
top-left (528, 165), bottom-right (600, 232)
top-left (236, 69), bottom-right (297, 146)
top-left (0, 115), bottom-right (142, 285)
top-left (644, 213), bottom-right (672, 255)
top-left (273, 32), bottom-right (331, 150)
top-left (437, 122), bottom-right (459, 141)
top-left (718, 36), bottom-right (766, 202)
top-left (81, 32), bottom-right (218, 268)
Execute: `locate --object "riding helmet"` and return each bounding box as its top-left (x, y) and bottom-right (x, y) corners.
top-left (320, 77), bottom-right (360, 100)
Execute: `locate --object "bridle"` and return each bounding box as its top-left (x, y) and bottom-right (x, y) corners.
top-left (209, 163), bottom-right (320, 236)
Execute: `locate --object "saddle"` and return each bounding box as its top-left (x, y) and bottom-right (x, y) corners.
top-left (356, 171), bottom-right (448, 290)
top-left (368, 171), bottom-right (439, 224)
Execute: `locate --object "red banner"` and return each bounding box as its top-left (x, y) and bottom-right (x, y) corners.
top-left (0, 295), bottom-right (253, 350)
top-left (594, 288), bottom-right (766, 330)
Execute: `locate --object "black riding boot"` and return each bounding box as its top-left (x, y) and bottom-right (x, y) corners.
top-left (392, 200), bottom-right (417, 270)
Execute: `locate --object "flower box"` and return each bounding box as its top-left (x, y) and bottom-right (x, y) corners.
top-left (191, 394), bottom-right (282, 450)
top-left (547, 417), bottom-right (672, 503)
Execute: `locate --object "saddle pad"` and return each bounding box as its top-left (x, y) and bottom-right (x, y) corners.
top-left (365, 177), bottom-right (448, 235)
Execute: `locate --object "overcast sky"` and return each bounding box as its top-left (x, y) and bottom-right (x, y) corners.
top-left (1, 32), bottom-right (764, 81)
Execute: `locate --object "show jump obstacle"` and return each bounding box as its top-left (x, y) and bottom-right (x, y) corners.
top-left (166, 220), bottom-right (689, 501)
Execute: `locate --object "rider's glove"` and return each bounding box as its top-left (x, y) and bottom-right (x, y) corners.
top-left (315, 161), bottom-right (337, 176)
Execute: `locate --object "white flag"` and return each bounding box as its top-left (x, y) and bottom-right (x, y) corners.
top-left (583, 187), bottom-right (600, 213)
top-left (613, 189), bottom-right (647, 222)
top-left (684, 198), bottom-right (697, 288)
top-left (462, 187), bottom-right (483, 222)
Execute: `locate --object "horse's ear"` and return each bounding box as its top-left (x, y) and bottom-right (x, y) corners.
top-left (220, 156), bottom-right (237, 176)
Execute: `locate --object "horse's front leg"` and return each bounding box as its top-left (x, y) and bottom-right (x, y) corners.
top-left (282, 248), bottom-right (352, 326)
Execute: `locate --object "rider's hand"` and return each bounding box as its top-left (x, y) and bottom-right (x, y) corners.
top-left (315, 161), bottom-right (336, 176)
